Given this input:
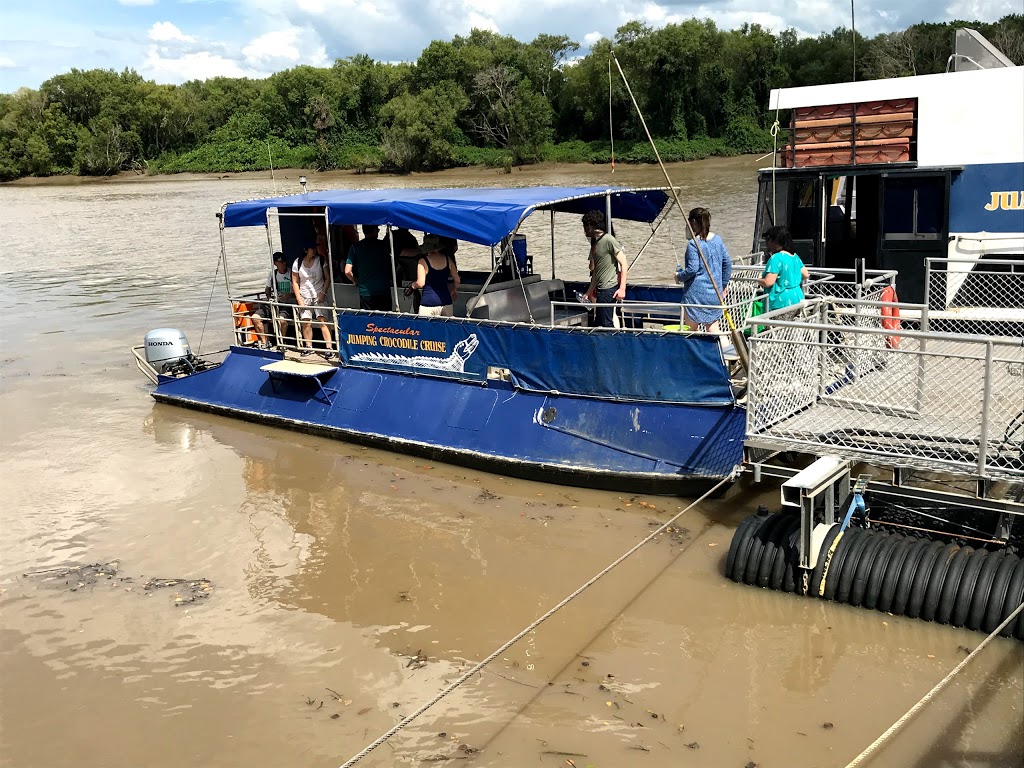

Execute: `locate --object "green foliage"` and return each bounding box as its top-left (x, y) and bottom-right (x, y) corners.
top-left (379, 84), bottom-right (468, 171)
top-left (2, 15), bottom-right (1022, 181)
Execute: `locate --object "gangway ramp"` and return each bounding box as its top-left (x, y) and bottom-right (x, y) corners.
top-left (745, 298), bottom-right (1024, 483)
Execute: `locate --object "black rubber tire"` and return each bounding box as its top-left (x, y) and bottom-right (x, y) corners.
top-left (781, 524), bottom-right (803, 593)
top-left (877, 537), bottom-right (914, 615)
top-left (809, 525), bottom-right (843, 598)
top-left (911, 541), bottom-right (951, 621)
top-left (936, 546), bottom-right (975, 626)
top-left (850, 531), bottom-right (891, 608)
top-left (966, 550), bottom-right (1004, 632)
top-left (746, 513), bottom-right (788, 586)
top-left (823, 529), bottom-right (860, 602)
top-left (921, 540), bottom-right (958, 626)
top-left (836, 528), bottom-right (876, 605)
top-left (952, 548), bottom-right (989, 628)
top-left (756, 514), bottom-right (794, 588)
top-left (727, 514), bottom-right (761, 582)
top-left (999, 558), bottom-right (1024, 638)
top-left (983, 553), bottom-right (1019, 634)
top-left (863, 533), bottom-right (904, 611)
top-left (891, 539), bottom-right (933, 617)
top-left (768, 518), bottom-right (801, 591)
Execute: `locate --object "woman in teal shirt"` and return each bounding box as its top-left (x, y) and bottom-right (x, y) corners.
top-left (759, 225), bottom-right (809, 311)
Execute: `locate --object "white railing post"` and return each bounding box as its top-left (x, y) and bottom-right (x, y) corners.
top-left (977, 341), bottom-right (994, 478)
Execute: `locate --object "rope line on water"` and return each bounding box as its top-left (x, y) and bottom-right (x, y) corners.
top-left (337, 476), bottom-right (731, 768)
top-left (843, 599), bottom-right (1024, 768)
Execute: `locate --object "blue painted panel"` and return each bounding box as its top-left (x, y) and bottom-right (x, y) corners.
top-left (154, 349), bottom-right (745, 483)
top-left (446, 388), bottom-right (499, 431)
top-left (949, 162), bottom-right (1024, 233)
top-left (336, 311), bottom-right (733, 405)
top-left (335, 371), bottom-right (382, 412)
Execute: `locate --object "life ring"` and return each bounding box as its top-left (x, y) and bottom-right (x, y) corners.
top-left (880, 286), bottom-right (900, 349)
top-left (232, 301), bottom-right (256, 344)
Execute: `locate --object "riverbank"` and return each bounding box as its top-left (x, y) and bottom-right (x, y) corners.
top-left (2, 154), bottom-right (768, 188)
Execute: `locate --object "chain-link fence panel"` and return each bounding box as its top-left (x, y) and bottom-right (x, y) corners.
top-left (746, 298), bottom-right (1024, 482)
top-left (926, 258), bottom-right (1024, 337)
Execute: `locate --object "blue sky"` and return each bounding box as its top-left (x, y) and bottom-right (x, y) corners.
top-left (0, 0), bottom-right (1019, 93)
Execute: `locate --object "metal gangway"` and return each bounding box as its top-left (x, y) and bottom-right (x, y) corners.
top-left (745, 297), bottom-right (1024, 486)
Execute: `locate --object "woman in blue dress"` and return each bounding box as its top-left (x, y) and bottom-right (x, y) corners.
top-left (759, 225), bottom-right (809, 312)
top-left (676, 207), bottom-right (732, 332)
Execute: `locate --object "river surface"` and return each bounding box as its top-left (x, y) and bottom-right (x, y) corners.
top-left (1, 158), bottom-right (1021, 768)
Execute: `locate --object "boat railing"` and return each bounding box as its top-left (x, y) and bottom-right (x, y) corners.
top-left (745, 296), bottom-right (1024, 482)
top-left (924, 257), bottom-right (1024, 335)
top-left (228, 295), bottom-right (340, 355)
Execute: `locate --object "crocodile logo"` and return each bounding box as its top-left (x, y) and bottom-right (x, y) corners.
top-left (351, 334), bottom-right (480, 373)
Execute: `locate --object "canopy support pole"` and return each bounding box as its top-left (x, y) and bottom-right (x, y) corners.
top-left (550, 210), bottom-right (556, 279)
top-left (387, 226), bottom-right (400, 311)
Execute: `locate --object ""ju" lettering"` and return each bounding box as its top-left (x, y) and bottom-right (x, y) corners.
top-left (984, 191), bottom-right (1024, 211)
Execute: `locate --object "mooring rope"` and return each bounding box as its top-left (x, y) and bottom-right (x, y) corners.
top-left (843, 599), bottom-right (1024, 768)
top-left (337, 476), bottom-right (730, 767)
top-left (196, 250), bottom-right (224, 355)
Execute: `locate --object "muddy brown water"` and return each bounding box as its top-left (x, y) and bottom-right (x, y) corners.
top-left (1, 158), bottom-right (1021, 768)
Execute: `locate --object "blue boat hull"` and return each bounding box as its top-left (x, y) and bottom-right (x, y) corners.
top-left (152, 347), bottom-right (745, 494)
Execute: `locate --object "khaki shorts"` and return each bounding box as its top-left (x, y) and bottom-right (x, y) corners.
top-left (418, 304), bottom-right (453, 317)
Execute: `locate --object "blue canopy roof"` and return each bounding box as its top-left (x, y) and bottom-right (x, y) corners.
top-left (222, 186), bottom-right (670, 246)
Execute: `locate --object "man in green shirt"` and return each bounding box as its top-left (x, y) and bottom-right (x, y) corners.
top-left (582, 210), bottom-right (627, 327)
top-left (345, 224), bottom-right (394, 311)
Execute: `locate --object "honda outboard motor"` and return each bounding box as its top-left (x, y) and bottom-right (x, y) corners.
top-left (144, 328), bottom-right (196, 374)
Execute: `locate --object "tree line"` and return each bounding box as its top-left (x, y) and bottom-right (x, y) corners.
top-left (1, 15), bottom-right (1021, 181)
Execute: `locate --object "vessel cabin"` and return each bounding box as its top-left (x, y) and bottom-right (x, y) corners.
top-left (756, 65), bottom-right (1024, 304)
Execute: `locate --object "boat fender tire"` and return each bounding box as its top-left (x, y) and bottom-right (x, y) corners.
top-left (727, 514), bottom-right (761, 582)
top-left (781, 524), bottom-right (804, 594)
top-left (892, 539), bottom-right (932, 616)
top-left (863, 533), bottom-right (904, 611)
top-left (758, 515), bottom-right (797, 588)
top-left (910, 541), bottom-right (951, 621)
top-left (836, 528), bottom-right (876, 605)
top-left (951, 548), bottom-right (989, 628)
top-left (984, 553), bottom-right (1020, 634)
top-left (823, 528), bottom-right (860, 602)
top-left (999, 558), bottom-right (1024, 638)
top-left (739, 514), bottom-right (773, 585)
top-left (850, 531), bottom-right (891, 608)
top-left (921, 544), bottom-right (958, 622)
top-left (769, 518), bottom-right (801, 591)
top-left (936, 546), bottom-right (975, 626)
top-left (966, 550), bottom-right (1004, 631)
top-left (810, 525), bottom-right (844, 598)
top-left (880, 285), bottom-right (901, 349)
top-left (876, 537), bottom-right (914, 614)
top-left (746, 513), bottom-right (789, 586)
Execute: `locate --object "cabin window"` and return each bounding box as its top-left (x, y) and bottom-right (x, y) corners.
top-left (883, 178), bottom-right (944, 241)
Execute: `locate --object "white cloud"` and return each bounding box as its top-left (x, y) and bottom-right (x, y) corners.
top-left (944, 0), bottom-right (1022, 19)
top-left (143, 47), bottom-right (250, 80)
top-left (0, 56), bottom-right (15, 69)
top-left (584, 31), bottom-right (603, 46)
top-left (148, 21), bottom-right (196, 43)
top-left (242, 27), bottom-right (329, 70)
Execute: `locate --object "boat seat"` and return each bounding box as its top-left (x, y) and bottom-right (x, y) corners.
top-left (466, 279), bottom-right (585, 326)
top-left (260, 360), bottom-right (338, 404)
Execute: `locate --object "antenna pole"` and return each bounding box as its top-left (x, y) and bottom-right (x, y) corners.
top-left (267, 140), bottom-right (277, 194)
top-left (608, 53), bottom-right (615, 172)
top-left (851, 0), bottom-right (857, 81)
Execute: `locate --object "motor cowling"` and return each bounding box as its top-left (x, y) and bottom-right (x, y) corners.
top-left (144, 328), bottom-right (191, 372)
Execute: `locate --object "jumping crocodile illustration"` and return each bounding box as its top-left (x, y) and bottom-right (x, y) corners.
top-left (351, 334), bottom-right (480, 373)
